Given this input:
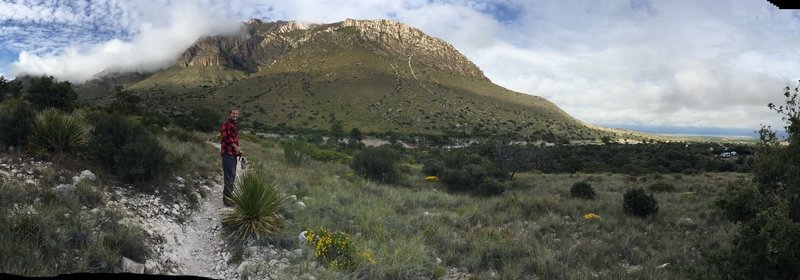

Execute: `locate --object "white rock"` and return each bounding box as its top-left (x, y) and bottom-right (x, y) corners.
top-left (80, 170), bottom-right (96, 181)
top-left (24, 179), bottom-right (35, 186)
top-left (176, 176), bottom-right (185, 183)
top-left (121, 257), bottom-right (144, 274)
top-left (296, 201), bottom-right (306, 209)
top-left (657, 263), bottom-right (670, 269)
top-left (299, 230), bottom-right (308, 245)
top-left (145, 260), bottom-right (158, 273)
top-left (268, 259), bottom-right (279, 266)
top-left (237, 261), bottom-right (250, 275)
top-left (287, 195), bottom-right (297, 201)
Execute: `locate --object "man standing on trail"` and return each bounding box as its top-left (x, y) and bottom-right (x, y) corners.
top-left (220, 109), bottom-right (243, 207)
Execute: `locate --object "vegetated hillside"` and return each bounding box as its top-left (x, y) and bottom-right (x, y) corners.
top-left (77, 18), bottom-right (629, 142)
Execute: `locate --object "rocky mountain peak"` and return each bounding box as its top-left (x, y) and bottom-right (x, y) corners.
top-left (176, 18), bottom-right (486, 79)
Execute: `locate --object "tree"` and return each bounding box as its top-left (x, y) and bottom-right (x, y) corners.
top-left (26, 75), bottom-right (78, 112)
top-left (108, 86), bottom-right (143, 115)
top-left (492, 139), bottom-right (535, 180)
top-left (0, 76), bottom-right (7, 102)
top-left (329, 120), bottom-right (345, 143)
top-left (714, 82), bottom-right (800, 279)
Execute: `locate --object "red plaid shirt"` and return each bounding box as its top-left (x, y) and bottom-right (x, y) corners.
top-left (220, 118), bottom-right (239, 156)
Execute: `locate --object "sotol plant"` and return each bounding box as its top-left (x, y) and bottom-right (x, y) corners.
top-left (28, 109), bottom-right (88, 156)
top-left (223, 168), bottom-right (285, 241)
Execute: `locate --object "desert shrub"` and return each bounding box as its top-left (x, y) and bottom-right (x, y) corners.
top-left (222, 168), bottom-right (284, 241)
top-left (172, 107), bottom-right (221, 132)
top-left (25, 75), bottom-right (77, 112)
top-left (89, 114), bottom-right (144, 167)
top-left (0, 98), bottom-right (35, 148)
top-left (89, 114), bottom-right (169, 183)
top-left (113, 133), bottom-right (169, 183)
top-left (474, 179), bottom-right (506, 196)
top-left (283, 139), bottom-right (310, 166)
top-left (710, 86), bottom-right (800, 279)
top-left (27, 109), bottom-right (88, 156)
top-left (350, 146), bottom-right (400, 183)
top-left (622, 188), bottom-right (658, 217)
top-left (647, 181), bottom-right (676, 192)
top-left (422, 160), bottom-right (445, 177)
top-left (570, 181), bottom-right (595, 199)
top-left (441, 164), bottom-right (487, 193)
top-left (305, 227), bottom-right (356, 270)
top-left (308, 148), bottom-right (350, 163)
top-left (164, 127), bottom-right (202, 143)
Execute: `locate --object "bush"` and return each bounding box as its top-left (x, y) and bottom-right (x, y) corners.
top-left (422, 160), bottom-right (445, 177)
top-left (308, 148), bottom-right (350, 163)
top-left (570, 181), bottom-right (595, 199)
top-left (441, 164), bottom-right (487, 192)
top-left (623, 188), bottom-right (658, 217)
top-left (222, 168), bottom-right (284, 241)
top-left (305, 227), bottom-right (356, 270)
top-left (89, 114), bottom-right (169, 183)
top-left (710, 86), bottom-right (800, 279)
top-left (25, 75), bottom-right (77, 112)
top-left (647, 181), bottom-right (676, 193)
top-left (0, 98), bottom-right (35, 148)
top-left (283, 139), bottom-right (310, 166)
top-left (27, 109), bottom-right (88, 156)
top-left (474, 179), bottom-right (506, 196)
top-left (89, 114), bottom-right (145, 167)
top-left (350, 146), bottom-right (400, 183)
top-left (113, 134), bottom-right (169, 183)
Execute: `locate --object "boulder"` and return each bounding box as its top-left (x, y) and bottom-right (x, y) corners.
top-left (676, 218), bottom-right (697, 229)
top-left (121, 257), bottom-right (144, 274)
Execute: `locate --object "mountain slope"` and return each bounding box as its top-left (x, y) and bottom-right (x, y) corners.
top-left (79, 18), bottom-right (616, 141)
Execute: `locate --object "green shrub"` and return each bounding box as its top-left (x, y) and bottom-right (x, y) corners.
top-left (622, 188), bottom-right (658, 217)
top-left (0, 98), bottom-right (35, 148)
top-left (308, 148), bottom-right (350, 163)
top-left (113, 134), bottom-right (169, 184)
top-left (27, 109), bottom-right (88, 156)
top-left (570, 181), bottom-right (595, 199)
top-left (647, 181), bottom-right (676, 192)
top-left (283, 139), bottom-right (310, 166)
top-left (441, 164), bottom-right (487, 192)
top-left (350, 146), bottom-right (400, 183)
top-left (89, 114), bottom-right (145, 167)
top-left (89, 114), bottom-right (170, 183)
top-left (222, 168), bottom-right (285, 241)
top-left (474, 179), bottom-right (506, 196)
top-left (25, 75), bottom-right (77, 112)
top-left (422, 160), bottom-right (445, 176)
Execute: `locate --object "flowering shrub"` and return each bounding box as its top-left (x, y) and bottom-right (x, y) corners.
top-left (305, 227), bottom-right (356, 269)
top-left (425, 176), bottom-right (439, 182)
top-left (582, 213), bottom-right (601, 220)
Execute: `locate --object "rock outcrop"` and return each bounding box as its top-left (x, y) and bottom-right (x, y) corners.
top-left (176, 18), bottom-right (486, 79)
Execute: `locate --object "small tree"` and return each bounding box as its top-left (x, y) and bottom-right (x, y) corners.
top-left (350, 146), bottom-right (400, 183)
top-left (713, 82), bottom-right (800, 279)
top-left (25, 75), bottom-right (77, 112)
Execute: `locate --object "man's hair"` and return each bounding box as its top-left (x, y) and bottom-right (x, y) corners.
top-left (230, 108), bottom-right (239, 113)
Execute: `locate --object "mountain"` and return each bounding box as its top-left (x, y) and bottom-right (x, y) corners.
top-left (77, 18), bottom-right (628, 141)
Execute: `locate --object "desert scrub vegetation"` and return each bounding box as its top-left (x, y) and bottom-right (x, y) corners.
top-left (232, 133), bottom-right (744, 279)
top-left (570, 181), bottom-right (595, 199)
top-left (0, 178), bottom-right (150, 275)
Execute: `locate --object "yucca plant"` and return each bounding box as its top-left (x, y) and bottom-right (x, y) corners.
top-left (28, 109), bottom-right (88, 156)
top-left (222, 168), bottom-right (286, 241)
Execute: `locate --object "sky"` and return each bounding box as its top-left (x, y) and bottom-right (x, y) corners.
top-left (1, 0), bottom-right (799, 136)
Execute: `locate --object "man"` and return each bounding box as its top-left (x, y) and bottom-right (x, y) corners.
top-left (220, 109), bottom-right (243, 206)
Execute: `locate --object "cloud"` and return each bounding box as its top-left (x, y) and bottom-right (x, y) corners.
top-left (7, 1), bottom-right (242, 82)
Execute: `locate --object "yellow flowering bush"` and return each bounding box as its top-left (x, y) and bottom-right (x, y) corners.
top-left (425, 175), bottom-right (439, 182)
top-left (582, 213), bottom-right (601, 220)
top-left (305, 227), bottom-right (356, 269)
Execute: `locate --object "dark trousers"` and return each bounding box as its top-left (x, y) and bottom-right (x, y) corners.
top-left (222, 154), bottom-right (237, 199)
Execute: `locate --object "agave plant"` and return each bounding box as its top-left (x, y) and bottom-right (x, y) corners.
top-left (222, 168), bottom-right (286, 241)
top-left (28, 109), bottom-right (88, 156)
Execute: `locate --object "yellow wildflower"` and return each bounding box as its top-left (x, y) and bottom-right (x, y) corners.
top-left (682, 191), bottom-right (697, 196)
top-left (582, 213), bottom-right (601, 220)
top-left (425, 176), bottom-right (439, 182)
